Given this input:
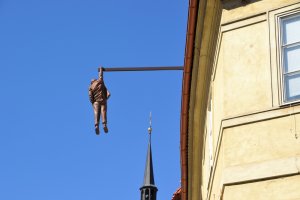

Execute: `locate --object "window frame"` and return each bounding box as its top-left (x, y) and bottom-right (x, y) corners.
top-left (279, 13), bottom-right (300, 103)
top-left (269, 3), bottom-right (300, 107)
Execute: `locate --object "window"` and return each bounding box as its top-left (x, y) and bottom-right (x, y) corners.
top-left (280, 14), bottom-right (300, 102)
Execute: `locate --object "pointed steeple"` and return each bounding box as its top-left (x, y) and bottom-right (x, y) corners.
top-left (143, 132), bottom-right (155, 187)
top-left (140, 113), bottom-right (158, 200)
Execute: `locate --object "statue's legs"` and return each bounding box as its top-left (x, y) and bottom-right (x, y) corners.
top-left (93, 102), bottom-right (100, 135)
top-left (93, 101), bottom-right (108, 134)
top-left (100, 103), bottom-right (108, 133)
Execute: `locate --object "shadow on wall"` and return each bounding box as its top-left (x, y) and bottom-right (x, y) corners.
top-left (222, 0), bottom-right (262, 10)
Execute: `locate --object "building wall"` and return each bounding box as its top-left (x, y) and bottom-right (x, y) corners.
top-left (223, 175), bottom-right (300, 200)
top-left (196, 0), bottom-right (300, 199)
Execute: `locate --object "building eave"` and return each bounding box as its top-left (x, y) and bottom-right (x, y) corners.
top-left (180, 0), bottom-right (223, 199)
top-left (180, 0), bottom-right (199, 200)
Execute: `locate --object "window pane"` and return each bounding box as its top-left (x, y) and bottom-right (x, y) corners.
top-left (285, 73), bottom-right (300, 101)
top-left (282, 15), bottom-right (300, 45)
top-left (283, 45), bottom-right (300, 73)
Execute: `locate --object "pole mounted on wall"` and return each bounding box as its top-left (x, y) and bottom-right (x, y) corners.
top-left (98, 66), bottom-right (183, 73)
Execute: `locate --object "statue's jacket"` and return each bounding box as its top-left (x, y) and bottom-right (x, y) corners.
top-left (89, 80), bottom-right (108, 104)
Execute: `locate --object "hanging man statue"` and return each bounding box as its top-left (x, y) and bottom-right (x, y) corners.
top-left (89, 67), bottom-right (110, 135)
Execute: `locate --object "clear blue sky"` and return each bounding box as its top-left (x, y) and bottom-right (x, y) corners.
top-left (0, 1), bottom-right (188, 199)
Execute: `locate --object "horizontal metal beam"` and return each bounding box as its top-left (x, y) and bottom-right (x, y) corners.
top-left (98, 66), bottom-right (184, 72)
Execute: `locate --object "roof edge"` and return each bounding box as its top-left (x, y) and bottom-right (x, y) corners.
top-left (180, 0), bottom-right (199, 200)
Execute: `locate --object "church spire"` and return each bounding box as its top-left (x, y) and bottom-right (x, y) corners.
top-left (140, 112), bottom-right (158, 200)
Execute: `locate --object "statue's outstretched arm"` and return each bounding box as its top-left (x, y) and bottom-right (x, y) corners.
top-left (99, 67), bottom-right (104, 81)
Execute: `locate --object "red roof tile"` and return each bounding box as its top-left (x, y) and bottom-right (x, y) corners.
top-left (171, 188), bottom-right (181, 200)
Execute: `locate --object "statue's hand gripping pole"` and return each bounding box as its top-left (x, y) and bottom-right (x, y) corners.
top-left (98, 66), bottom-right (104, 80)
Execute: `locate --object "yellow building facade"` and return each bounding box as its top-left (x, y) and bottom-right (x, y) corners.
top-left (180, 0), bottom-right (300, 200)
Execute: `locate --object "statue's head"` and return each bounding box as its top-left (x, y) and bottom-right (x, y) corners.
top-left (90, 79), bottom-right (97, 84)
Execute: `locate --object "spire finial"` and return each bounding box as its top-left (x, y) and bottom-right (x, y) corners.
top-left (148, 112), bottom-right (152, 135)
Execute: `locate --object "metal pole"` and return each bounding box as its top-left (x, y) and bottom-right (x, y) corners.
top-left (97, 66), bottom-right (184, 72)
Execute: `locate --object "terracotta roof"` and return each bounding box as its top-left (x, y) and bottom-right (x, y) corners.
top-left (171, 188), bottom-right (182, 200)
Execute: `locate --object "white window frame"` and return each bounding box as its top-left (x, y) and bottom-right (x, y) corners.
top-left (269, 3), bottom-right (300, 106)
top-left (279, 13), bottom-right (300, 103)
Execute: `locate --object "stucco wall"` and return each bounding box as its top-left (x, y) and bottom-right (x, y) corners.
top-left (221, 0), bottom-right (300, 24)
top-left (199, 1), bottom-right (300, 199)
top-left (223, 115), bottom-right (300, 167)
top-left (213, 18), bottom-right (272, 152)
top-left (223, 175), bottom-right (300, 200)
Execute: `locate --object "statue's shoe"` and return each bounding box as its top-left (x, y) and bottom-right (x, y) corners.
top-left (95, 126), bottom-right (100, 135)
top-left (103, 125), bottom-right (108, 133)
